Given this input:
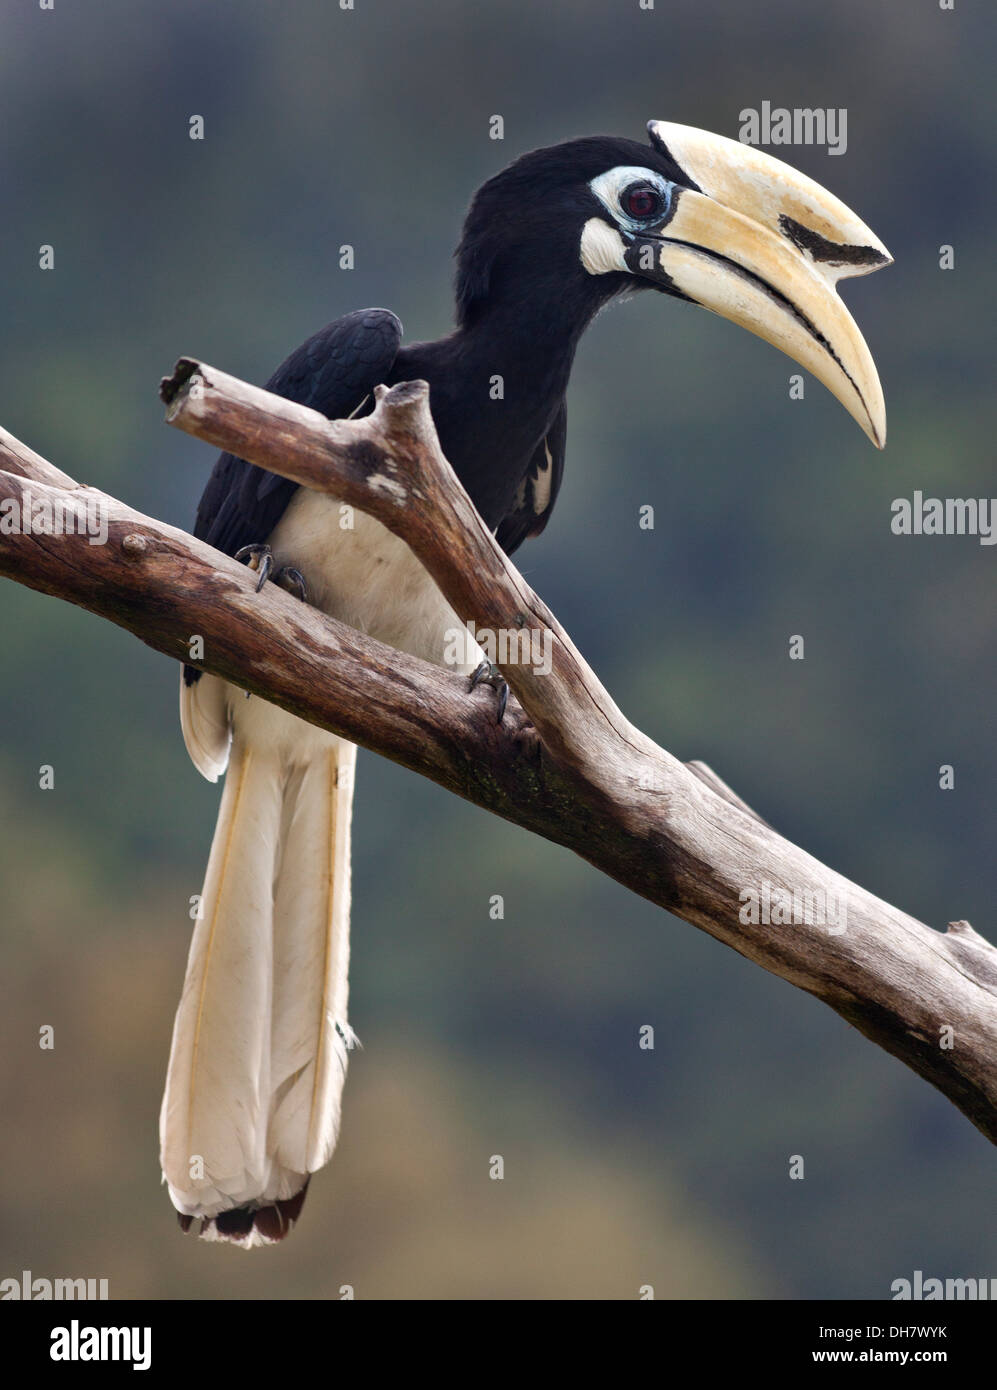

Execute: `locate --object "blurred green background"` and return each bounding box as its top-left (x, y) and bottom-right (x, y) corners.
top-left (1, 0), bottom-right (994, 1299)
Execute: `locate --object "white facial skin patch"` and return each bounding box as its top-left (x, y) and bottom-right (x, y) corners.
top-left (579, 217), bottom-right (628, 275)
top-left (588, 165), bottom-right (675, 230)
top-left (582, 165), bottom-right (678, 275)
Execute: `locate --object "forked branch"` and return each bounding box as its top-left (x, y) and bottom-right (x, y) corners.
top-left (0, 363), bottom-right (993, 1145)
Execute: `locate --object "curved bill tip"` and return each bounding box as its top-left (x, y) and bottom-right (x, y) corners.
top-left (643, 119), bottom-right (891, 449)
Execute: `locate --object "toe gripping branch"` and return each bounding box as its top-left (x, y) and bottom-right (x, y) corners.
top-left (470, 660), bottom-right (509, 724)
top-left (237, 546), bottom-right (507, 723)
top-left (235, 544), bottom-right (308, 602)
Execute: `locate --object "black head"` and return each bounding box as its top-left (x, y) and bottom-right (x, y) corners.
top-left (454, 132), bottom-right (697, 329)
top-left (451, 122), bottom-right (891, 446)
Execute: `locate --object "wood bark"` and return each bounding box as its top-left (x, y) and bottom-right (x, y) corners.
top-left (0, 364), bottom-right (993, 1146)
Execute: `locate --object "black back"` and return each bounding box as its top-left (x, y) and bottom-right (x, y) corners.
top-left (193, 308), bottom-right (402, 558)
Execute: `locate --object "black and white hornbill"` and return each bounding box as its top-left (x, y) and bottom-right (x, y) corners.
top-left (161, 121), bottom-right (891, 1246)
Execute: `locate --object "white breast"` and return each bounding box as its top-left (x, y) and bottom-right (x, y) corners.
top-left (183, 487), bottom-right (484, 774)
top-left (267, 487), bottom-right (473, 666)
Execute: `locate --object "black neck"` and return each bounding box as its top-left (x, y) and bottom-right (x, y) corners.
top-left (392, 270), bottom-right (620, 528)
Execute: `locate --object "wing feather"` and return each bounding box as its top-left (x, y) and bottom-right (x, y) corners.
top-left (495, 402), bottom-right (567, 556)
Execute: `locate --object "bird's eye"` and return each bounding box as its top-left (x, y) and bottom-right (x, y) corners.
top-left (620, 182), bottom-right (665, 222)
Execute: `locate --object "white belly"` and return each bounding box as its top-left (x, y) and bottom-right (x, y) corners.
top-left (224, 489), bottom-right (481, 761)
top-left (268, 489), bottom-right (470, 664)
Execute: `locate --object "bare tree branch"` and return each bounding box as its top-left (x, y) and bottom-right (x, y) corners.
top-left (1, 361), bottom-right (995, 1148)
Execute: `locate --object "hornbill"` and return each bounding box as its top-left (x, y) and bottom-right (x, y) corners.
top-left (161, 121), bottom-right (891, 1246)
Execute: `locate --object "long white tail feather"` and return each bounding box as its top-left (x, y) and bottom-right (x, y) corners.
top-left (269, 746), bottom-right (356, 1176)
top-left (166, 492), bottom-right (481, 1245)
top-left (160, 732), bottom-right (356, 1233)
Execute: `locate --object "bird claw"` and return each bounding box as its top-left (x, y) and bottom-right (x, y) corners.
top-left (234, 548), bottom-right (308, 704)
top-left (234, 546), bottom-right (308, 603)
top-left (274, 566), bottom-right (308, 603)
top-left (469, 660), bottom-right (509, 724)
top-left (235, 543), bottom-right (274, 592)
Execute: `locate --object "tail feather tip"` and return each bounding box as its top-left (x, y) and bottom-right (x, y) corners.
top-left (176, 1183), bottom-right (310, 1249)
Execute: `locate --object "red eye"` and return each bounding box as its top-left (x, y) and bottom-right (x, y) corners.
top-left (621, 183), bottom-right (664, 221)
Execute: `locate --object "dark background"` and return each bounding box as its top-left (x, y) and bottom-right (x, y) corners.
top-left (1, 0), bottom-right (994, 1299)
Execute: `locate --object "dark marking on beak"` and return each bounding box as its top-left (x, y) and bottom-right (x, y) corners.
top-left (623, 234), bottom-right (873, 426)
top-left (645, 122), bottom-right (703, 192)
top-left (622, 240), bottom-right (694, 303)
top-left (779, 215), bottom-right (891, 268)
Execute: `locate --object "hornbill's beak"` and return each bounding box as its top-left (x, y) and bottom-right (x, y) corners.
top-left (638, 122), bottom-right (892, 447)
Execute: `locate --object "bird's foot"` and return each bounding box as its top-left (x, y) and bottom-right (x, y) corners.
top-left (235, 542), bottom-right (274, 592)
top-left (273, 566), bottom-right (308, 602)
top-left (234, 547), bottom-right (309, 701)
top-left (235, 545), bottom-right (308, 603)
top-left (469, 660), bottom-right (509, 724)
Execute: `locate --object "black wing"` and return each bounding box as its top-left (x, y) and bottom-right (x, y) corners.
top-left (494, 402), bottom-right (567, 557)
top-left (193, 308), bottom-right (403, 557)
